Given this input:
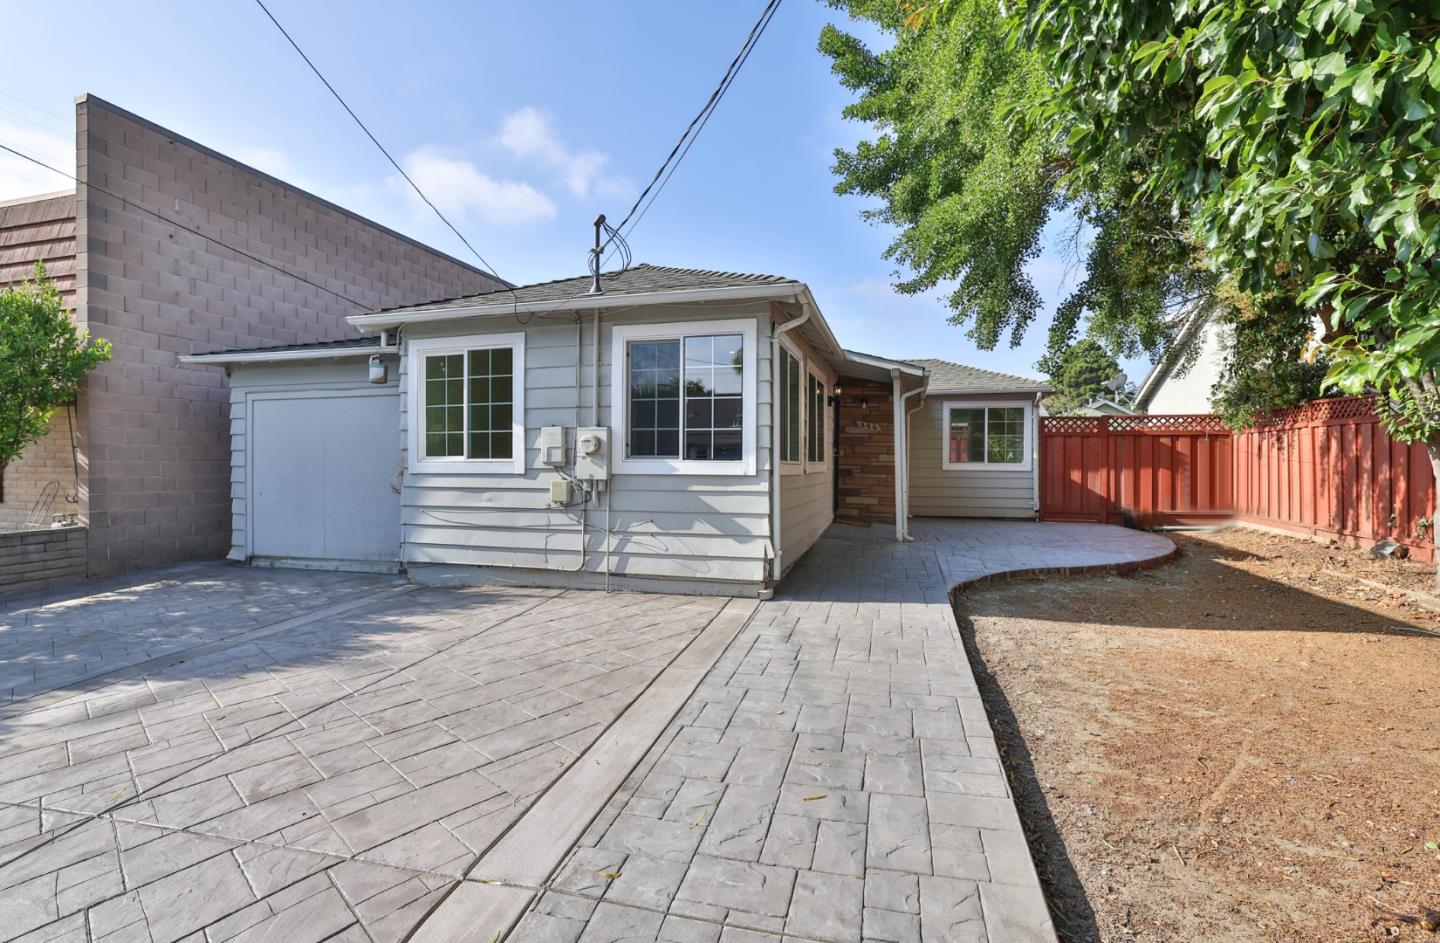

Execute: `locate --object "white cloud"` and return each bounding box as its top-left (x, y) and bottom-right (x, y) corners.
top-left (496, 106), bottom-right (628, 200)
top-left (399, 145), bottom-right (556, 226)
top-left (0, 120), bottom-right (73, 203)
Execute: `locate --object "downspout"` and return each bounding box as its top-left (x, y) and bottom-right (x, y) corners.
top-left (892, 371), bottom-right (904, 542)
top-left (902, 386), bottom-right (926, 539)
top-left (1033, 390), bottom-right (1044, 517)
top-left (769, 306), bottom-right (813, 585)
top-left (891, 370), bottom-right (924, 542)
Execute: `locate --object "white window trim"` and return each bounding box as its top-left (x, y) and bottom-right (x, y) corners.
top-left (778, 336), bottom-right (804, 475)
top-left (611, 318), bottom-right (757, 476)
top-left (940, 399), bottom-right (1033, 472)
top-left (804, 363), bottom-right (829, 474)
top-left (407, 332), bottom-right (526, 475)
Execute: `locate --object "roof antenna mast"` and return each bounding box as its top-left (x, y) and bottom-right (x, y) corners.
top-left (590, 214), bottom-right (606, 294)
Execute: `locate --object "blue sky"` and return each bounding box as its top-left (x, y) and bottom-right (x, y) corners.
top-left (0, 0), bottom-right (1147, 385)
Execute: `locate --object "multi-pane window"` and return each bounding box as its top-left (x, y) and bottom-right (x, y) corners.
top-left (627, 340), bottom-right (681, 458)
top-left (627, 333), bottom-right (743, 461)
top-left (779, 348), bottom-right (802, 463)
top-left (806, 371), bottom-right (826, 465)
top-left (684, 335), bottom-right (743, 460)
top-left (422, 346), bottom-right (514, 460)
top-left (946, 405), bottom-right (1027, 466)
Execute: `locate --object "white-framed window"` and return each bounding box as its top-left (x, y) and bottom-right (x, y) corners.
top-left (940, 400), bottom-right (1032, 471)
top-left (778, 343), bottom-right (803, 466)
top-left (407, 332), bottom-right (526, 474)
top-left (805, 367), bottom-right (827, 469)
top-left (611, 319), bottom-right (757, 476)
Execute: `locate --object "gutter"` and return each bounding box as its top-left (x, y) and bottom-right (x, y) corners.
top-left (180, 345), bottom-right (397, 366)
top-left (768, 306), bottom-right (814, 583)
top-left (348, 283), bottom-right (807, 330)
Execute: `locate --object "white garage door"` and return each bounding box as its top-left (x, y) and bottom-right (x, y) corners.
top-left (250, 391), bottom-right (400, 565)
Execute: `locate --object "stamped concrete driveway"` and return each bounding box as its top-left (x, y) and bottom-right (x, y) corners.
top-left (0, 564), bottom-right (736, 942)
top-left (0, 521), bottom-right (1173, 943)
top-left (424, 520), bottom-right (1175, 943)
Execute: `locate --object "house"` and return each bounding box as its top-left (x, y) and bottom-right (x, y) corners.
top-left (1072, 397), bottom-right (1136, 416)
top-left (0, 94), bottom-right (501, 589)
top-left (184, 267), bottom-right (1052, 596)
top-left (1134, 305), bottom-right (1227, 414)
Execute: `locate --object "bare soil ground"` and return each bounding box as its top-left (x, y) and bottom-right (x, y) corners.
top-left (956, 527), bottom-right (1440, 943)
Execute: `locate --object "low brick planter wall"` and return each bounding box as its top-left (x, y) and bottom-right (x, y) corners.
top-left (0, 526), bottom-right (87, 598)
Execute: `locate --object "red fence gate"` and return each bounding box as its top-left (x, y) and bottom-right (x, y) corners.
top-left (1040, 415), bottom-right (1235, 527)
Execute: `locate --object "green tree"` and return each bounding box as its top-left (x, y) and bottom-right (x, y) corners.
top-left (819, 0), bottom-right (1216, 369)
top-left (1042, 338), bottom-right (1124, 414)
top-left (1028, 0), bottom-right (1440, 578)
top-left (0, 263), bottom-right (111, 484)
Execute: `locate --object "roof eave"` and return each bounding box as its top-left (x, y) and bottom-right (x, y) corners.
top-left (928, 385), bottom-right (1053, 396)
top-left (180, 346), bottom-right (397, 366)
top-left (348, 282), bottom-right (805, 329)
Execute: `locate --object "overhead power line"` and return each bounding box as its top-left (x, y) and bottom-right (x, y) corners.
top-left (602, 0), bottom-right (783, 268)
top-left (0, 141), bottom-right (371, 309)
top-left (254, 0), bottom-right (512, 290)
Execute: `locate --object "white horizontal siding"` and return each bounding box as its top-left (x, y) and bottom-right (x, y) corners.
top-left (399, 303), bottom-right (774, 585)
top-left (908, 396), bottom-right (1037, 518)
top-left (778, 328), bottom-right (835, 573)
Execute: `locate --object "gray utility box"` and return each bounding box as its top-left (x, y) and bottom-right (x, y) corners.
top-left (575, 427), bottom-right (610, 481)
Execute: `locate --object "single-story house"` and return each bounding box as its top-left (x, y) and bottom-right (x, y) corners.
top-left (183, 265), bottom-right (1051, 596)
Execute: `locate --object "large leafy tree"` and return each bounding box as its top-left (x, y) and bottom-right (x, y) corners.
top-left (1042, 338), bottom-right (1125, 414)
top-left (0, 264), bottom-right (111, 487)
top-left (819, 0), bottom-right (1208, 365)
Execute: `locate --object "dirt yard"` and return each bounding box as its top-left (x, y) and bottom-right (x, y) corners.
top-left (957, 527), bottom-right (1440, 943)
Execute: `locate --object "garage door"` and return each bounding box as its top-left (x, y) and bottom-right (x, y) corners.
top-left (249, 390), bottom-right (401, 565)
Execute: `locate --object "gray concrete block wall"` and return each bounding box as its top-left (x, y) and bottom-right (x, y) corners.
top-left (74, 95), bottom-right (502, 575)
top-left (0, 526), bottom-right (87, 597)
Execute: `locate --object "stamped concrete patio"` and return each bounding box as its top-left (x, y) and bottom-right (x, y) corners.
top-left (0, 520), bottom-right (1173, 943)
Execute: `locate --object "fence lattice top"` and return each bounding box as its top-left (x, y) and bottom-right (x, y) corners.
top-left (1250, 395), bottom-right (1377, 427)
top-left (1042, 414), bottom-right (1230, 434)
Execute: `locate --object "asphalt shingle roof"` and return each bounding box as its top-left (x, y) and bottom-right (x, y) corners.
top-left (907, 358), bottom-right (1052, 394)
top-left (374, 263), bottom-right (798, 316)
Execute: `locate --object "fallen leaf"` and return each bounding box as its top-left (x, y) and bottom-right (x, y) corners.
top-left (598, 871), bottom-right (622, 880)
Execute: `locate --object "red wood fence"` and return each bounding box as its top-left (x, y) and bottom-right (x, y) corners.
top-left (1233, 396), bottom-right (1436, 561)
top-left (1039, 415), bottom-right (1234, 527)
top-left (1039, 397), bottom-right (1437, 561)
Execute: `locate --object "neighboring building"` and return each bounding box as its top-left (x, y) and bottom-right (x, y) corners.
top-left (0, 192), bottom-right (78, 532)
top-left (1135, 306), bottom-right (1227, 414)
top-left (1072, 397), bottom-right (1135, 417)
top-left (0, 94), bottom-right (501, 579)
top-left (187, 268), bottom-right (1052, 596)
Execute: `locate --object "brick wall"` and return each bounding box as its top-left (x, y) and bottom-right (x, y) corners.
top-left (0, 526), bottom-right (87, 598)
top-left (836, 377), bottom-right (895, 524)
top-left (75, 95), bottom-right (502, 575)
top-left (0, 413), bottom-right (81, 532)
top-left (0, 192), bottom-right (80, 533)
